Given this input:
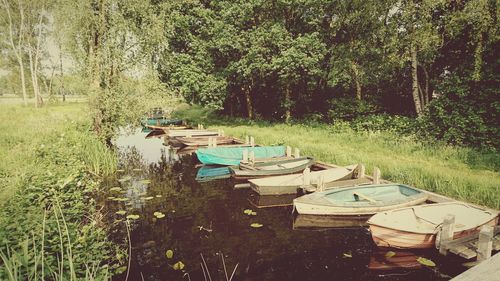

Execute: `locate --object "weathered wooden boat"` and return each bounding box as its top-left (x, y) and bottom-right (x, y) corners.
top-left (293, 184), bottom-right (428, 216)
top-left (146, 124), bottom-right (189, 131)
top-left (248, 164), bottom-right (358, 195)
top-left (167, 130), bottom-right (219, 138)
top-left (196, 146), bottom-right (286, 166)
top-left (144, 118), bottom-right (183, 126)
top-left (229, 157), bottom-right (314, 179)
top-left (195, 165), bottom-right (231, 182)
top-left (368, 202), bottom-right (499, 249)
top-left (177, 136), bottom-right (238, 147)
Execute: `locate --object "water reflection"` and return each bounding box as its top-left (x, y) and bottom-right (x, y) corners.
top-left (99, 128), bottom-right (464, 281)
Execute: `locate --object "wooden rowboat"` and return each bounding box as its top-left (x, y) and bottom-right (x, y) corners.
top-left (196, 146), bottom-right (286, 166)
top-left (248, 164), bottom-right (359, 195)
top-left (177, 136), bottom-right (238, 147)
top-left (368, 202), bottom-right (499, 249)
top-left (229, 157), bottom-right (314, 179)
top-left (146, 124), bottom-right (190, 131)
top-left (293, 184), bottom-right (428, 216)
top-left (167, 130), bottom-right (220, 138)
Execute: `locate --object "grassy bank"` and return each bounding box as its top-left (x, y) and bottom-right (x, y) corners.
top-left (174, 105), bottom-right (500, 209)
top-left (0, 103), bottom-right (119, 280)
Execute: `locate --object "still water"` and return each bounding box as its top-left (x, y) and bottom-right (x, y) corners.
top-left (99, 128), bottom-right (468, 281)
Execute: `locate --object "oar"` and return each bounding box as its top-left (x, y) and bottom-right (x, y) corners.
top-left (353, 192), bottom-right (377, 203)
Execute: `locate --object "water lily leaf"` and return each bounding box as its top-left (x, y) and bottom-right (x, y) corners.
top-left (115, 210), bottom-right (126, 215)
top-left (243, 209), bottom-right (252, 215)
top-left (140, 179), bottom-right (151, 184)
top-left (165, 250), bottom-right (174, 259)
top-left (250, 223), bottom-right (263, 228)
top-left (132, 168), bottom-right (142, 172)
top-left (143, 196), bottom-right (154, 200)
top-left (118, 175), bottom-right (132, 182)
top-left (417, 257), bottom-right (435, 267)
top-left (343, 253), bottom-right (352, 258)
top-left (114, 197), bottom-right (129, 202)
top-left (173, 261), bottom-right (185, 270)
top-left (156, 195), bottom-right (162, 198)
top-left (107, 196), bottom-right (116, 200)
top-left (385, 251), bottom-right (396, 258)
top-left (126, 214), bottom-right (140, 220)
top-left (251, 211), bottom-right (257, 216)
top-left (110, 187), bottom-right (122, 192)
top-left (154, 211), bottom-right (165, 218)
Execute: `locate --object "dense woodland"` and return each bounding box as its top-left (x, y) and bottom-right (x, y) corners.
top-left (1, 0), bottom-right (498, 148)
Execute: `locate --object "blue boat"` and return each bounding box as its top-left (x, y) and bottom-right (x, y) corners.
top-left (196, 165), bottom-right (231, 182)
top-left (144, 118), bottom-right (183, 126)
top-left (195, 146), bottom-right (286, 166)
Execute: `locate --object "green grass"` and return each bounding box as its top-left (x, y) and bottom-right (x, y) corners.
top-left (174, 105), bottom-right (500, 210)
top-left (0, 103), bottom-right (120, 280)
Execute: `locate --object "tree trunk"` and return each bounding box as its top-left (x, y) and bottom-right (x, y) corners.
top-left (472, 32), bottom-right (484, 81)
top-left (17, 56), bottom-right (28, 106)
top-left (411, 44), bottom-right (422, 116)
top-left (284, 85), bottom-right (291, 123)
top-left (422, 66), bottom-right (430, 106)
top-left (243, 85), bottom-right (253, 119)
top-left (350, 61), bottom-right (362, 100)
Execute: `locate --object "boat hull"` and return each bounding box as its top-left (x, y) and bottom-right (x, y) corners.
top-left (196, 146), bottom-right (286, 166)
top-left (230, 157), bottom-right (314, 179)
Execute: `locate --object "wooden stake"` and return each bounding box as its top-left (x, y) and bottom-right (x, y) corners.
top-left (249, 151), bottom-right (255, 164)
top-left (302, 167), bottom-right (311, 186)
top-left (438, 214), bottom-right (455, 255)
top-left (286, 146), bottom-right (292, 157)
top-left (242, 149), bottom-right (248, 163)
top-left (359, 164), bottom-right (365, 178)
top-left (200, 124), bottom-right (204, 130)
top-left (477, 225), bottom-right (493, 262)
top-left (245, 135), bottom-right (250, 145)
top-left (294, 148), bottom-right (300, 158)
top-left (250, 136), bottom-right (255, 147)
top-left (208, 137), bottom-right (212, 147)
top-left (317, 174), bottom-right (324, 192)
top-left (373, 167), bottom-right (381, 184)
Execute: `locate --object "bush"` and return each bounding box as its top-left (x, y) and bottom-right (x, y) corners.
top-left (351, 114), bottom-right (416, 135)
top-left (327, 98), bottom-right (379, 121)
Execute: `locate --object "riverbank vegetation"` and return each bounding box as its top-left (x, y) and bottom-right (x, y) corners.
top-left (0, 103), bottom-right (121, 279)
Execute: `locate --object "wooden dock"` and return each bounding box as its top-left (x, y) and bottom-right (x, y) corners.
top-left (451, 252), bottom-right (500, 281)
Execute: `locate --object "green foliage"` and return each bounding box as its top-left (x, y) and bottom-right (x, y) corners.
top-left (327, 98), bottom-right (379, 121)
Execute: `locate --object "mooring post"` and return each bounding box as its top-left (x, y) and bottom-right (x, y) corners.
top-left (213, 137), bottom-right (217, 147)
top-left (317, 174), bottom-right (325, 192)
top-left (208, 137), bottom-right (212, 147)
top-left (197, 124), bottom-right (200, 129)
top-left (249, 151), bottom-right (255, 164)
top-left (245, 135), bottom-right (250, 145)
top-left (200, 124), bottom-right (204, 130)
top-left (302, 167), bottom-right (311, 186)
top-left (220, 130), bottom-right (224, 136)
top-left (373, 167), bottom-right (381, 184)
top-left (286, 146), bottom-right (292, 157)
top-left (438, 214), bottom-right (456, 255)
top-left (358, 164), bottom-right (365, 178)
top-left (250, 136), bottom-right (255, 147)
top-left (294, 148), bottom-right (300, 158)
top-left (477, 225), bottom-right (494, 262)
top-left (242, 149), bottom-right (248, 163)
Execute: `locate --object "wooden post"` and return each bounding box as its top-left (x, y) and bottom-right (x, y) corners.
top-left (286, 146), bottom-right (292, 157)
top-left (245, 135), bottom-right (250, 145)
top-left (294, 148), bottom-right (300, 158)
top-left (302, 168), bottom-right (311, 186)
top-left (219, 130), bottom-right (224, 136)
top-left (249, 151), bottom-right (255, 164)
top-left (438, 214), bottom-right (455, 255)
top-left (373, 167), bottom-right (381, 184)
top-left (197, 124), bottom-right (201, 129)
top-left (200, 124), bottom-right (204, 130)
top-left (213, 137), bottom-right (217, 147)
top-left (242, 149), bottom-right (248, 163)
top-left (250, 136), bottom-right (255, 147)
top-left (477, 225), bottom-right (493, 262)
top-left (317, 174), bottom-right (325, 192)
top-left (359, 164), bottom-right (365, 178)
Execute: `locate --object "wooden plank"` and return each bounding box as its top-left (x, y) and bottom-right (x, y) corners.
top-left (451, 252), bottom-right (500, 281)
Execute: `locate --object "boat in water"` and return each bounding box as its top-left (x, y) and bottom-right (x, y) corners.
top-left (196, 146), bottom-right (286, 166)
top-left (229, 157), bottom-right (314, 179)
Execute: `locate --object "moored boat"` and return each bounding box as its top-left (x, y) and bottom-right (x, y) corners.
top-left (177, 136), bottom-right (238, 146)
top-left (146, 124), bottom-right (190, 131)
top-left (249, 164), bottom-right (359, 195)
top-left (144, 118), bottom-right (183, 126)
top-left (196, 146), bottom-right (286, 166)
top-left (167, 130), bottom-right (220, 138)
top-left (195, 165), bottom-right (231, 182)
top-left (293, 184), bottom-right (428, 216)
top-left (367, 202), bottom-right (499, 249)
top-left (230, 157), bottom-right (314, 179)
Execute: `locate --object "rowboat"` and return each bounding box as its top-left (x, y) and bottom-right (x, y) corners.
top-left (144, 118), bottom-right (183, 126)
top-left (368, 202), bottom-right (499, 249)
top-left (196, 146), bottom-right (286, 166)
top-left (167, 130), bottom-right (219, 138)
top-left (177, 136), bottom-right (238, 147)
top-left (248, 164), bottom-right (358, 195)
top-left (229, 157), bottom-right (314, 179)
top-left (293, 184), bottom-right (428, 216)
top-left (146, 124), bottom-right (190, 131)
top-left (195, 165), bottom-right (231, 182)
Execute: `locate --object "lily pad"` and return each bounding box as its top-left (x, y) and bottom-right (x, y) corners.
top-left (132, 168), bottom-right (142, 172)
top-left (154, 211), bottom-right (165, 218)
top-left (114, 197), bottom-right (130, 202)
top-left (118, 175), bottom-right (132, 182)
top-left (250, 223), bottom-right (263, 228)
top-left (417, 257), bottom-right (436, 267)
top-left (142, 196), bottom-right (154, 200)
top-left (165, 249), bottom-right (174, 259)
top-left (251, 211), bottom-right (257, 216)
top-left (243, 209), bottom-right (252, 215)
top-left (385, 251), bottom-right (396, 258)
top-left (139, 179), bottom-right (151, 184)
top-left (173, 261), bottom-right (185, 270)
top-left (107, 196), bottom-right (116, 200)
top-left (110, 187), bottom-right (122, 192)
top-left (156, 194), bottom-right (162, 198)
top-left (126, 214), bottom-right (140, 220)
top-left (343, 253), bottom-right (352, 258)
top-left (115, 210), bottom-right (127, 215)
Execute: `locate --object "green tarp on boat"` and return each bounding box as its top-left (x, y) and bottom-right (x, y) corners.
top-left (144, 118), bottom-right (183, 126)
top-left (196, 146), bottom-right (286, 166)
